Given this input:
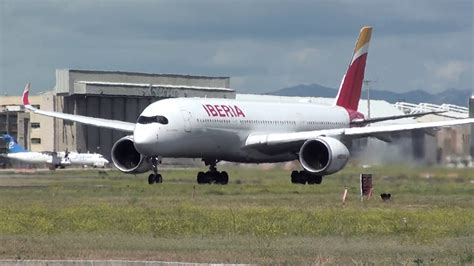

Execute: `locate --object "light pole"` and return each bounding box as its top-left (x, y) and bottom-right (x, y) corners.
top-left (363, 80), bottom-right (375, 120)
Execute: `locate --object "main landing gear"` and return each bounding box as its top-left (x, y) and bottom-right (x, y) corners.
top-left (291, 170), bottom-right (322, 185)
top-left (197, 159), bottom-right (229, 185)
top-left (148, 157), bottom-right (163, 184)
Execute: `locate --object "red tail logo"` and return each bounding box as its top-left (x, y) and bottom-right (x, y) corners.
top-left (335, 26), bottom-right (372, 111)
top-left (22, 83), bottom-right (31, 105)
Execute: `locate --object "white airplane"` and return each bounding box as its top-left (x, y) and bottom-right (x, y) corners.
top-left (21, 26), bottom-right (474, 185)
top-left (0, 134), bottom-right (109, 168)
top-left (58, 151), bottom-right (109, 168)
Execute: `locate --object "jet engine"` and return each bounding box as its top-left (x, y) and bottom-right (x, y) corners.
top-left (111, 136), bottom-right (151, 173)
top-left (298, 137), bottom-right (350, 175)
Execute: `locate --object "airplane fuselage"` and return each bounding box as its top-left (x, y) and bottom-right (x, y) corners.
top-left (133, 98), bottom-right (351, 163)
top-left (5, 152), bottom-right (52, 164)
top-left (4, 151), bottom-right (109, 167)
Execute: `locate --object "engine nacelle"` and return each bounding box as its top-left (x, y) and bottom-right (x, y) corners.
top-left (299, 137), bottom-right (350, 175)
top-left (111, 136), bottom-right (151, 173)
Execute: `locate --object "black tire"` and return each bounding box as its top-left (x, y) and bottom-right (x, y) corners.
top-left (156, 174), bottom-right (163, 184)
top-left (307, 175), bottom-right (316, 185)
top-left (220, 171), bottom-right (229, 185)
top-left (204, 172), bottom-right (213, 184)
top-left (148, 174), bottom-right (155, 185)
top-left (315, 175), bottom-right (322, 184)
top-left (298, 171), bottom-right (308, 185)
top-left (291, 171), bottom-right (298, 184)
top-left (197, 171), bottom-right (205, 184)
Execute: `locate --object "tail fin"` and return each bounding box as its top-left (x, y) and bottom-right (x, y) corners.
top-left (22, 83), bottom-right (31, 106)
top-left (0, 134), bottom-right (27, 153)
top-left (335, 26), bottom-right (372, 111)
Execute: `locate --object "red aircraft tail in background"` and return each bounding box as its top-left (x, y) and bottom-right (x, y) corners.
top-left (335, 26), bottom-right (372, 112)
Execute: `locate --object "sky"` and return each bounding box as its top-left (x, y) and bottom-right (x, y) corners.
top-left (0, 0), bottom-right (472, 95)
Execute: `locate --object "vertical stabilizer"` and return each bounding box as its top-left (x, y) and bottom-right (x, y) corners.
top-left (1, 134), bottom-right (27, 153)
top-left (335, 26), bottom-right (372, 111)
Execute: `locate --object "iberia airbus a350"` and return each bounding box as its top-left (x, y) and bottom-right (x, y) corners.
top-left (22, 26), bottom-right (474, 185)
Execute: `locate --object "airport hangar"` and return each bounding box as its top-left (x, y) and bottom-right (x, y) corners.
top-left (0, 69), bottom-right (234, 160)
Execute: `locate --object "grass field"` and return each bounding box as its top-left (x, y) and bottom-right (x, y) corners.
top-left (0, 164), bottom-right (472, 264)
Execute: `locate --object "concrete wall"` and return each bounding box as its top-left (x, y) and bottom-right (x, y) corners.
top-left (0, 94), bottom-right (54, 152)
top-left (74, 83), bottom-right (234, 98)
top-left (0, 111), bottom-right (29, 152)
top-left (31, 92), bottom-right (55, 152)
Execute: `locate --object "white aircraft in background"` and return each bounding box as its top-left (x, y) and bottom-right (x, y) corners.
top-left (0, 134), bottom-right (109, 168)
top-left (21, 26), bottom-right (474, 185)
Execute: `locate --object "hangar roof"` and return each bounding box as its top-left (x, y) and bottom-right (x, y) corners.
top-left (68, 69), bottom-right (229, 80)
top-left (55, 69), bottom-right (234, 98)
top-left (76, 81), bottom-right (234, 92)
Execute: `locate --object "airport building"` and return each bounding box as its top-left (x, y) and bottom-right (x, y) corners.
top-left (1, 69), bottom-right (234, 160)
top-left (0, 106), bottom-right (29, 153)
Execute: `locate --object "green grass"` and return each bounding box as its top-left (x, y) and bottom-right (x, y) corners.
top-left (0, 164), bottom-right (473, 264)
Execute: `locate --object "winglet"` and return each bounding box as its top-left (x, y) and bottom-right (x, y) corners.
top-left (22, 83), bottom-right (31, 106)
top-left (335, 26), bottom-right (372, 111)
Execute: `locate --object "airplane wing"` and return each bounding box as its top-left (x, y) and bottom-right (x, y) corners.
top-left (22, 83), bottom-right (135, 133)
top-left (349, 111), bottom-right (445, 126)
top-left (244, 118), bottom-right (474, 149)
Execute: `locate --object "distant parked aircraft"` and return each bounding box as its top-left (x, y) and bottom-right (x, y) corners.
top-left (0, 134), bottom-right (109, 168)
top-left (21, 26), bottom-right (474, 184)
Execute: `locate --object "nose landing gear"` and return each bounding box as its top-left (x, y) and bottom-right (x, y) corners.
top-left (148, 156), bottom-right (162, 184)
top-left (291, 170), bottom-right (322, 185)
top-left (197, 159), bottom-right (229, 185)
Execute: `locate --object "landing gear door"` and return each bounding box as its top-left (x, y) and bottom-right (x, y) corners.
top-left (181, 110), bottom-right (192, 132)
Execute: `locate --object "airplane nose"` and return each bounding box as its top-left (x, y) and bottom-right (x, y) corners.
top-left (133, 125), bottom-right (158, 156)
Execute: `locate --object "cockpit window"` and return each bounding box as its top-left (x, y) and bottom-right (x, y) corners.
top-left (137, 115), bottom-right (169, 125)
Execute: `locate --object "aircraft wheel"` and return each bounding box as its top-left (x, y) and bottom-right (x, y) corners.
top-left (148, 174), bottom-right (155, 185)
top-left (219, 171), bottom-right (229, 185)
top-left (298, 171), bottom-right (308, 185)
top-left (291, 171), bottom-right (298, 184)
top-left (201, 172), bottom-right (213, 184)
top-left (307, 175), bottom-right (316, 185)
top-left (155, 174), bottom-right (163, 184)
top-left (197, 171), bottom-right (205, 184)
top-left (210, 172), bottom-right (219, 184)
top-left (315, 175), bottom-right (322, 184)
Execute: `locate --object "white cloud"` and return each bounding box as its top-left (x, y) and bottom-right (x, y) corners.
top-left (432, 61), bottom-right (470, 82)
top-left (288, 48), bottom-right (322, 65)
top-left (424, 60), bottom-right (471, 89)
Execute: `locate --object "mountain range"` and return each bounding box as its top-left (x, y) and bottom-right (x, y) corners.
top-left (268, 84), bottom-right (472, 107)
